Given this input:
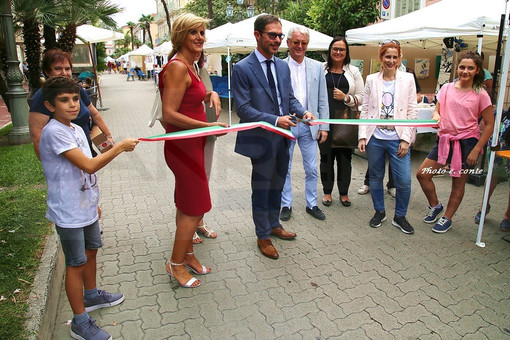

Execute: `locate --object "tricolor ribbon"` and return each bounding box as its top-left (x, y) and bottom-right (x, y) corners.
top-left (139, 121), bottom-right (295, 141)
top-left (310, 118), bottom-right (439, 127)
top-left (139, 119), bottom-right (438, 142)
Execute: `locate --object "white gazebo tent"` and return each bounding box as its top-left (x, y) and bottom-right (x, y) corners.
top-left (129, 44), bottom-right (154, 56)
top-left (76, 24), bottom-right (124, 110)
top-left (347, 0), bottom-right (510, 246)
top-left (153, 41), bottom-right (172, 66)
top-left (128, 44), bottom-right (154, 75)
top-left (345, 0), bottom-right (506, 52)
top-left (153, 41), bottom-right (172, 56)
top-left (204, 14), bottom-right (333, 123)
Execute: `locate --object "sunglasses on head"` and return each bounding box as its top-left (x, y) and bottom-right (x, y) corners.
top-left (381, 39), bottom-right (400, 45)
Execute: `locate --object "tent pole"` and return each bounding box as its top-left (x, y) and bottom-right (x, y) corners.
top-left (476, 2), bottom-right (510, 247)
top-left (87, 42), bottom-right (109, 111)
top-left (227, 46), bottom-right (232, 126)
top-left (477, 34), bottom-right (483, 54)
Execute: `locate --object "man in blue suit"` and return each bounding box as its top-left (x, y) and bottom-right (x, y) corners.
top-left (280, 27), bottom-right (329, 222)
top-left (232, 14), bottom-right (315, 259)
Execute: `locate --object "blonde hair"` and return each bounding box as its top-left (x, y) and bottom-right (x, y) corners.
top-left (169, 13), bottom-right (210, 59)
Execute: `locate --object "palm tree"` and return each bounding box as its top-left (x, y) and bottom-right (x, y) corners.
top-left (139, 14), bottom-right (154, 48)
top-left (55, 0), bottom-right (121, 53)
top-left (12, 0), bottom-right (56, 95)
top-left (126, 21), bottom-right (136, 51)
top-left (160, 0), bottom-right (171, 38)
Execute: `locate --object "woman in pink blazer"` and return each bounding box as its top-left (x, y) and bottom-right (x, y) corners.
top-left (358, 41), bottom-right (417, 234)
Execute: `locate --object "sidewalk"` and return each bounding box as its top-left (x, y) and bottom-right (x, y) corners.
top-left (51, 72), bottom-right (510, 339)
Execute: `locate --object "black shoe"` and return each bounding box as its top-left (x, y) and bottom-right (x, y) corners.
top-left (369, 211), bottom-right (386, 228)
top-left (392, 216), bottom-right (414, 234)
top-left (306, 206), bottom-right (326, 220)
top-left (280, 207), bottom-right (292, 221)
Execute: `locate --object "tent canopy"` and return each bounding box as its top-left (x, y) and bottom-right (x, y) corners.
top-left (153, 41), bottom-right (172, 56)
top-left (204, 14), bottom-right (332, 53)
top-left (346, 0), bottom-right (507, 51)
top-left (129, 44), bottom-right (154, 56)
top-left (76, 24), bottom-right (124, 44)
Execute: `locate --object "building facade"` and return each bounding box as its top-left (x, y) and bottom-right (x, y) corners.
top-left (154, 0), bottom-right (190, 44)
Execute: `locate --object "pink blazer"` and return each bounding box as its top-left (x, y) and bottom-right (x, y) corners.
top-left (358, 70), bottom-right (418, 144)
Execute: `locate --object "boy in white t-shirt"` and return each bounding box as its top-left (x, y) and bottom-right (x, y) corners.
top-left (39, 76), bottom-right (138, 340)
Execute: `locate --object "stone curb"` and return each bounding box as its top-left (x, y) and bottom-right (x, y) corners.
top-left (25, 229), bottom-right (64, 340)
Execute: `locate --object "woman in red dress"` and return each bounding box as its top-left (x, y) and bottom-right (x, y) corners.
top-left (160, 13), bottom-right (226, 288)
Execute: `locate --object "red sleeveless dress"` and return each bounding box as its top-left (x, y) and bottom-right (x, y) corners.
top-left (159, 59), bottom-right (211, 216)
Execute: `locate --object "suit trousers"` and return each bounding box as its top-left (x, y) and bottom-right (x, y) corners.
top-left (250, 137), bottom-right (290, 239)
top-left (281, 123), bottom-right (318, 209)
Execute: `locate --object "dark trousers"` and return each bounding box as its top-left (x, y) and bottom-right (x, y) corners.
top-left (318, 137), bottom-right (353, 196)
top-left (250, 138), bottom-right (289, 239)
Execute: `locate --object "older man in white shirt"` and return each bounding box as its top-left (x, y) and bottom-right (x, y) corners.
top-left (280, 27), bottom-right (329, 221)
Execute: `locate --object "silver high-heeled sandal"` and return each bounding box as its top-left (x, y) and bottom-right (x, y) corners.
top-left (184, 252), bottom-right (211, 275)
top-left (165, 260), bottom-right (201, 288)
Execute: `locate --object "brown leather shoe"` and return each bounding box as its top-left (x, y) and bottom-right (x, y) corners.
top-left (270, 226), bottom-right (297, 240)
top-left (257, 239), bottom-right (279, 259)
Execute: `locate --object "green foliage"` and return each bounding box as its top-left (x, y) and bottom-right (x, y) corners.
top-left (0, 123), bottom-right (13, 138)
top-left (0, 144), bottom-right (52, 340)
top-left (96, 42), bottom-right (107, 72)
top-left (0, 144), bottom-right (45, 187)
top-left (281, 0), bottom-right (312, 26)
top-left (306, 0), bottom-right (380, 37)
top-left (184, 0), bottom-right (232, 28)
top-left (114, 46), bottom-right (130, 57)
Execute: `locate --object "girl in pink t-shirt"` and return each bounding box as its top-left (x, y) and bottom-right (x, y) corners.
top-left (416, 51), bottom-right (494, 233)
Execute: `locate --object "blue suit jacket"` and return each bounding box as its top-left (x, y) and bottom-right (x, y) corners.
top-left (232, 51), bottom-right (306, 159)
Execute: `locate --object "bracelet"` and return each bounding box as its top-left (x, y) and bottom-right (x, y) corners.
top-left (344, 95), bottom-right (350, 104)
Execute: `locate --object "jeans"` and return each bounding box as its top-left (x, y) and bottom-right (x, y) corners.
top-left (366, 137), bottom-right (411, 217)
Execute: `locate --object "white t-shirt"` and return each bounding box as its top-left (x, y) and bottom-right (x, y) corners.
top-left (40, 119), bottom-right (99, 228)
top-left (374, 79), bottom-right (399, 141)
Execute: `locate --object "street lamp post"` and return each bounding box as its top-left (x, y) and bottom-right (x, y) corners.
top-left (0, 0), bottom-right (30, 144)
top-left (226, 0), bottom-right (255, 22)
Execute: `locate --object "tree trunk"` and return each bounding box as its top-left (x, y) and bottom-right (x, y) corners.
top-left (146, 24), bottom-right (153, 48)
top-left (207, 0), bottom-right (214, 28)
top-left (161, 0), bottom-right (171, 37)
top-left (142, 27), bottom-right (146, 44)
top-left (58, 23), bottom-right (78, 53)
top-left (43, 25), bottom-right (57, 51)
top-left (23, 16), bottom-right (42, 95)
top-left (130, 28), bottom-right (134, 50)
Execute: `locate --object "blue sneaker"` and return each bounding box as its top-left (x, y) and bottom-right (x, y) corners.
top-left (424, 203), bottom-right (443, 223)
top-left (432, 216), bottom-right (452, 233)
top-left (500, 218), bottom-right (510, 231)
top-left (474, 204), bottom-right (491, 224)
top-left (84, 290), bottom-right (124, 313)
top-left (71, 317), bottom-right (111, 340)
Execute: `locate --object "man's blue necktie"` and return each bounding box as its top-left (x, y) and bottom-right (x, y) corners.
top-left (265, 60), bottom-right (280, 115)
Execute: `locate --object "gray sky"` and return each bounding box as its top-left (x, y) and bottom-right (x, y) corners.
top-left (110, 0), bottom-right (157, 28)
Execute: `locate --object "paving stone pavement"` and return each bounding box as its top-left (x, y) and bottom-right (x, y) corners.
top-left (52, 72), bottom-right (510, 339)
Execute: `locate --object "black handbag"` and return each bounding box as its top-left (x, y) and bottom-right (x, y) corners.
top-left (331, 96), bottom-right (360, 148)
